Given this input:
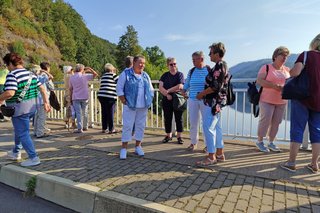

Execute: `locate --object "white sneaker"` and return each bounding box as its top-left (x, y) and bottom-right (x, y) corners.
top-left (120, 148), bottom-right (127, 160)
top-left (21, 157), bottom-right (41, 167)
top-left (6, 151), bottom-right (21, 160)
top-left (135, 146), bottom-right (144, 156)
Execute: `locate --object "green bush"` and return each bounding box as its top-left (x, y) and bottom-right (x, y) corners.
top-left (11, 40), bottom-right (26, 56)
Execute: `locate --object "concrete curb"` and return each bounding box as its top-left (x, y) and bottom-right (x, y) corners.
top-left (0, 164), bottom-right (186, 213)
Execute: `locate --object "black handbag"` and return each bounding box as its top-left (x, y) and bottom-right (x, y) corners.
top-left (0, 105), bottom-right (15, 117)
top-left (282, 51), bottom-right (310, 100)
top-left (49, 90), bottom-right (61, 111)
top-left (172, 92), bottom-right (187, 112)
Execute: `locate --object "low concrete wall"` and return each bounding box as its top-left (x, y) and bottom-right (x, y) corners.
top-left (0, 164), bottom-right (184, 213)
top-left (94, 190), bottom-right (186, 213)
top-left (36, 174), bottom-right (100, 213)
top-left (0, 165), bottom-right (42, 191)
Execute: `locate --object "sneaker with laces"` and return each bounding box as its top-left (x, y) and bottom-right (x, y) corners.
top-left (74, 129), bottom-right (83, 133)
top-left (280, 161), bottom-right (296, 172)
top-left (119, 148), bottom-right (127, 160)
top-left (21, 157), bottom-right (41, 167)
top-left (255, 142), bottom-right (270, 152)
top-left (135, 146), bottom-right (144, 156)
top-left (6, 151), bottom-right (21, 160)
top-left (268, 143), bottom-right (281, 152)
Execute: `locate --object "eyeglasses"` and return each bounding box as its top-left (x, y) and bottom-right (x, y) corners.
top-left (169, 63), bottom-right (176, 67)
top-left (208, 51), bottom-right (214, 56)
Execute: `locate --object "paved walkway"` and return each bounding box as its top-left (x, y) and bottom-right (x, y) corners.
top-left (0, 121), bottom-right (319, 212)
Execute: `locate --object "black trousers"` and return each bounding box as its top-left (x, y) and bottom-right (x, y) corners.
top-left (98, 97), bottom-right (116, 131)
top-left (162, 98), bottom-right (183, 133)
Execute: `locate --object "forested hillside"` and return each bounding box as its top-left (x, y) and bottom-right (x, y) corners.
top-left (0, 0), bottom-right (118, 79)
top-left (0, 0), bottom-right (167, 81)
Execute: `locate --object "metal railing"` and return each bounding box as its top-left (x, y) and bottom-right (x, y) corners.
top-left (48, 79), bottom-right (308, 146)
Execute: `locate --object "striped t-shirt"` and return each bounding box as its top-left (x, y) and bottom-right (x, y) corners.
top-left (183, 67), bottom-right (209, 100)
top-left (4, 68), bottom-right (41, 117)
top-left (97, 72), bottom-right (119, 99)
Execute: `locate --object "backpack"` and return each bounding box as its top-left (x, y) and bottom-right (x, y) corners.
top-left (188, 65), bottom-right (211, 79)
top-left (226, 75), bottom-right (235, 105)
top-left (247, 64), bottom-right (269, 117)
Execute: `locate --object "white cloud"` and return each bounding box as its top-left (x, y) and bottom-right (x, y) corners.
top-left (110, 25), bottom-right (124, 31)
top-left (164, 33), bottom-right (209, 44)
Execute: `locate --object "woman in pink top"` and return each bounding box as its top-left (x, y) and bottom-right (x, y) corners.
top-left (255, 46), bottom-right (290, 152)
top-left (69, 64), bottom-right (98, 133)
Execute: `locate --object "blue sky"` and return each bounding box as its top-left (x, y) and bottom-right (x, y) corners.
top-left (65, 0), bottom-right (320, 75)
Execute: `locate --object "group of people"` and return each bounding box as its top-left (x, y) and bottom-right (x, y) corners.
top-left (254, 34), bottom-right (320, 174)
top-left (0, 33), bottom-right (319, 173)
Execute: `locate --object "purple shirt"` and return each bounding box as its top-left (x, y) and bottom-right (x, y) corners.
top-left (69, 72), bottom-right (93, 100)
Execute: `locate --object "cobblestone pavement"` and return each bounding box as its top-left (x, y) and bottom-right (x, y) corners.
top-left (0, 121), bottom-right (319, 212)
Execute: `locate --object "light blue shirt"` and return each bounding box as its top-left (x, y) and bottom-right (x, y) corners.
top-left (183, 67), bottom-right (208, 100)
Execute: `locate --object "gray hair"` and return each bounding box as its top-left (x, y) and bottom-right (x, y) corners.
top-left (75, 64), bottom-right (84, 72)
top-left (192, 51), bottom-right (204, 58)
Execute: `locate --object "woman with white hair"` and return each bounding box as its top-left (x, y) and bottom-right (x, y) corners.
top-left (97, 63), bottom-right (119, 133)
top-left (69, 64), bottom-right (98, 133)
top-left (63, 65), bottom-right (75, 129)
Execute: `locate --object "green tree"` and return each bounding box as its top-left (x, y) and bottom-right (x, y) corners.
top-left (54, 20), bottom-right (76, 61)
top-left (117, 25), bottom-right (143, 70)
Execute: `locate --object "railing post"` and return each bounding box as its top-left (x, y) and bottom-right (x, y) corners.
top-left (89, 83), bottom-right (94, 128)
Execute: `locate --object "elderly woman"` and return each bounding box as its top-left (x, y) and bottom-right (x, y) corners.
top-left (159, 57), bottom-right (185, 144)
top-left (116, 55), bottom-right (154, 160)
top-left (0, 53), bottom-right (50, 167)
top-left (97, 63), bottom-right (119, 133)
top-left (281, 34), bottom-right (320, 173)
top-left (255, 46), bottom-right (290, 152)
top-left (69, 64), bottom-right (98, 133)
top-left (63, 65), bottom-right (75, 129)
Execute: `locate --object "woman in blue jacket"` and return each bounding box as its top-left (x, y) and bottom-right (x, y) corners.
top-left (116, 55), bottom-right (154, 160)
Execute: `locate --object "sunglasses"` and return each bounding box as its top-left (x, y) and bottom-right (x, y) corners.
top-left (169, 63), bottom-right (176, 67)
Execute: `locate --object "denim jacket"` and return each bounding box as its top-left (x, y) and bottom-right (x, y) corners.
top-left (123, 68), bottom-right (154, 109)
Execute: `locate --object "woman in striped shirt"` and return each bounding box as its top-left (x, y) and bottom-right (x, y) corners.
top-left (97, 63), bottom-right (119, 134)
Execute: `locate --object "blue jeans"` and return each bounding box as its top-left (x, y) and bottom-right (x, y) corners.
top-left (73, 99), bottom-right (89, 130)
top-left (202, 105), bottom-right (224, 153)
top-left (12, 112), bottom-right (37, 159)
top-left (291, 100), bottom-right (320, 143)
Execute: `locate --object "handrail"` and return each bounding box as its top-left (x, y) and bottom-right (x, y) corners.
top-left (48, 79), bottom-right (309, 146)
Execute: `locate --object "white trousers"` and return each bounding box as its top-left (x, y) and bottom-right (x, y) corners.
top-left (121, 105), bottom-right (148, 142)
top-left (188, 99), bottom-right (207, 145)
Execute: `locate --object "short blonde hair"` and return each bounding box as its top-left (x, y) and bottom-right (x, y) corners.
top-left (104, 63), bottom-right (115, 73)
top-left (30, 65), bottom-right (41, 75)
top-left (310, 33), bottom-right (320, 51)
top-left (272, 46), bottom-right (290, 61)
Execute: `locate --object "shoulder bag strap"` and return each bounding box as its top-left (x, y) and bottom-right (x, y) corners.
top-left (16, 73), bottom-right (33, 103)
top-left (254, 64), bottom-right (269, 117)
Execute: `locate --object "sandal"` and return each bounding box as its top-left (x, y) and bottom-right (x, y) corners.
top-left (196, 158), bottom-right (217, 166)
top-left (162, 136), bottom-right (172, 143)
top-left (177, 137), bottom-right (184, 144)
top-left (187, 144), bottom-right (197, 151)
top-left (306, 164), bottom-right (318, 174)
top-left (216, 154), bottom-right (225, 162)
